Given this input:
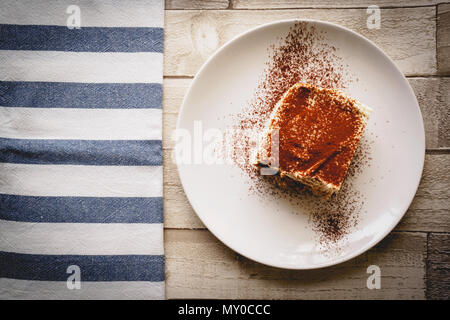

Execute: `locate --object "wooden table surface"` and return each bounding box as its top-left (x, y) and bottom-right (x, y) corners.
top-left (162, 0), bottom-right (450, 299)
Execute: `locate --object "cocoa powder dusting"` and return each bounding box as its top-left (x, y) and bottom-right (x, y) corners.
top-left (270, 83), bottom-right (368, 188)
top-left (228, 22), bottom-right (372, 249)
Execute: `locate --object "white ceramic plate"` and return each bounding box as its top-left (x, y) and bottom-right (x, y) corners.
top-left (176, 20), bottom-right (425, 269)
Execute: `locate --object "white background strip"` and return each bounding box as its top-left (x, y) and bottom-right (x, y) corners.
top-left (0, 279), bottom-right (165, 300)
top-left (0, 51), bottom-right (163, 83)
top-left (0, 220), bottom-right (164, 255)
top-left (0, 163), bottom-right (163, 197)
top-left (0, 107), bottom-right (162, 140)
top-left (0, 0), bottom-right (164, 28)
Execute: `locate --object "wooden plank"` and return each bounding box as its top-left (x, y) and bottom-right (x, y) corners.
top-left (162, 78), bottom-right (450, 150)
top-left (164, 8), bottom-right (436, 76)
top-left (395, 154), bottom-right (450, 233)
top-left (162, 112), bottom-right (178, 150)
top-left (165, 230), bottom-right (426, 299)
top-left (166, 0), bottom-right (229, 10)
top-left (427, 233), bottom-right (450, 300)
top-left (408, 77), bottom-right (450, 149)
top-left (164, 149), bottom-right (449, 231)
top-left (163, 148), bottom-right (205, 228)
top-left (163, 78), bottom-right (192, 114)
top-left (438, 3), bottom-right (450, 74)
top-left (233, 0), bottom-right (439, 9)
top-left (163, 181), bottom-right (205, 228)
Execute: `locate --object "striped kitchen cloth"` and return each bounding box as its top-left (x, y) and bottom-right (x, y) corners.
top-left (0, 0), bottom-right (164, 299)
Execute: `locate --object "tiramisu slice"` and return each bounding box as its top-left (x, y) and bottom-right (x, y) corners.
top-left (254, 83), bottom-right (372, 197)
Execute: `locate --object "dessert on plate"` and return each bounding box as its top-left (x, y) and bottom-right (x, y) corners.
top-left (253, 82), bottom-right (372, 197)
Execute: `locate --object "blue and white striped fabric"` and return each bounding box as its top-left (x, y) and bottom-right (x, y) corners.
top-left (0, 0), bottom-right (164, 299)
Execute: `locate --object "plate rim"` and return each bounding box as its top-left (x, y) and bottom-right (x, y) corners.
top-left (175, 18), bottom-right (426, 270)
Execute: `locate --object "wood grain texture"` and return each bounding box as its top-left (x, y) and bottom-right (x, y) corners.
top-left (409, 77), bottom-right (450, 149)
top-left (164, 8), bottom-right (436, 76)
top-left (427, 233), bottom-right (450, 300)
top-left (163, 149), bottom-right (205, 228)
top-left (166, 0), bottom-right (229, 9)
top-left (438, 3), bottom-right (450, 74)
top-left (164, 181), bottom-right (205, 228)
top-left (162, 3), bottom-right (448, 300)
top-left (162, 112), bottom-right (178, 150)
top-left (164, 150), bottom-right (449, 231)
top-left (395, 154), bottom-right (450, 233)
top-left (233, 0), bottom-right (439, 9)
top-left (163, 78), bottom-right (449, 150)
top-left (165, 230), bottom-right (426, 299)
top-left (163, 78), bottom-right (192, 114)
